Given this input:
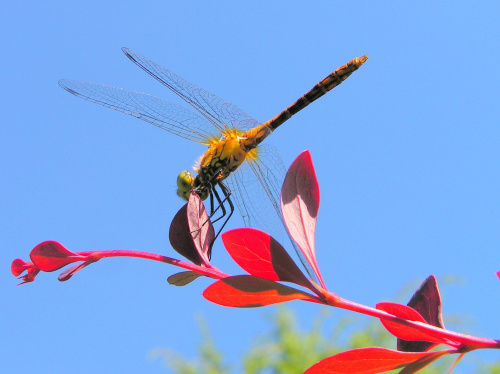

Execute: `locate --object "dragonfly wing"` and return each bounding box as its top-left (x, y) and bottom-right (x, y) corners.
top-left (123, 48), bottom-right (261, 133)
top-left (228, 145), bottom-right (316, 279)
top-left (225, 144), bottom-right (286, 242)
top-left (59, 79), bottom-right (218, 144)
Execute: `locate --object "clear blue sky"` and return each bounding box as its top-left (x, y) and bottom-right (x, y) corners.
top-left (2, 1), bottom-right (499, 373)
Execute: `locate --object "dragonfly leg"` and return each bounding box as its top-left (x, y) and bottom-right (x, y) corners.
top-left (213, 180), bottom-right (234, 237)
top-left (211, 184), bottom-right (233, 252)
top-left (197, 169), bottom-right (231, 225)
top-left (208, 186), bottom-right (227, 225)
top-left (189, 182), bottom-right (234, 257)
top-left (189, 181), bottom-right (229, 250)
top-left (198, 181), bottom-right (235, 241)
top-left (210, 190), bottom-right (215, 215)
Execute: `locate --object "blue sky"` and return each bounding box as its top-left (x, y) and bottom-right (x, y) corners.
top-left (2, 1), bottom-right (500, 373)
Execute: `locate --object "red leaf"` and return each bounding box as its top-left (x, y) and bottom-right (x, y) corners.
top-left (203, 275), bottom-right (314, 308)
top-left (304, 347), bottom-right (432, 374)
top-left (13, 261), bottom-right (40, 285)
top-left (222, 228), bottom-right (315, 290)
top-left (187, 192), bottom-right (214, 264)
top-left (280, 150), bottom-right (323, 283)
top-left (167, 271), bottom-right (203, 286)
top-left (496, 271), bottom-right (499, 280)
top-left (169, 204), bottom-right (204, 265)
top-left (398, 275), bottom-right (445, 352)
top-left (377, 302), bottom-right (449, 346)
top-left (29, 241), bottom-right (86, 272)
top-left (11, 259), bottom-right (31, 276)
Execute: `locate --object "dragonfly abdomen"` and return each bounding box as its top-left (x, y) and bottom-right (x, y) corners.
top-left (240, 124), bottom-right (273, 151)
top-left (234, 55), bottom-right (368, 158)
top-left (263, 55), bottom-right (369, 132)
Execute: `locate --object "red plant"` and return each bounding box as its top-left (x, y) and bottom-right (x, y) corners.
top-left (11, 150), bottom-right (500, 373)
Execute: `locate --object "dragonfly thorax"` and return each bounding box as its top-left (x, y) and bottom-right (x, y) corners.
top-left (176, 134), bottom-right (250, 202)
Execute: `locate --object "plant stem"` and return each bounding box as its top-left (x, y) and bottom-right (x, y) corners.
top-left (89, 250), bottom-right (230, 280)
top-left (334, 295), bottom-right (500, 350)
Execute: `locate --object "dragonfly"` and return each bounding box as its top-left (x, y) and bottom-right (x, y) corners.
top-left (59, 48), bottom-right (367, 268)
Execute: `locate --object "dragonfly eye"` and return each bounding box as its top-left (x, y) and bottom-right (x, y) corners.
top-left (176, 170), bottom-right (195, 201)
top-left (177, 170), bottom-right (194, 190)
top-left (176, 188), bottom-right (190, 201)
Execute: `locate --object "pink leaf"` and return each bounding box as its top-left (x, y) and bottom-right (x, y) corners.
top-left (398, 275), bottom-right (445, 352)
top-left (169, 204), bottom-right (204, 265)
top-left (187, 192), bottom-right (214, 265)
top-left (280, 150), bottom-right (323, 284)
top-left (29, 241), bottom-right (86, 272)
top-left (304, 347), bottom-right (433, 374)
top-left (222, 228), bottom-right (315, 291)
top-left (203, 275), bottom-right (314, 308)
top-left (377, 302), bottom-right (451, 347)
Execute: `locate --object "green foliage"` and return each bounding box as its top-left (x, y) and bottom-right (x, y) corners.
top-left (243, 307), bottom-right (338, 374)
top-left (150, 306), bottom-right (500, 374)
top-left (149, 315), bottom-right (230, 374)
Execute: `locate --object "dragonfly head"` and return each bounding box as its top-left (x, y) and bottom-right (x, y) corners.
top-left (176, 170), bottom-right (210, 201)
top-left (176, 170), bottom-right (195, 201)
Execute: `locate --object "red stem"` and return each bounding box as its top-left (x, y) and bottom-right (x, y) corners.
top-left (87, 250), bottom-right (230, 280)
top-left (70, 250), bottom-right (500, 351)
top-left (330, 294), bottom-right (500, 350)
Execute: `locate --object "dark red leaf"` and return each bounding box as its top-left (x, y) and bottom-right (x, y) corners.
top-left (187, 192), bottom-right (214, 264)
top-left (169, 203), bottom-right (204, 265)
top-left (16, 266), bottom-right (40, 285)
top-left (167, 271), bottom-right (203, 286)
top-left (29, 241), bottom-right (86, 272)
top-left (57, 260), bottom-right (95, 281)
top-left (280, 150), bottom-right (323, 283)
top-left (203, 275), bottom-right (314, 308)
top-left (304, 347), bottom-right (432, 374)
top-left (222, 228), bottom-right (314, 290)
top-left (377, 302), bottom-right (449, 347)
top-left (398, 275), bottom-right (446, 352)
top-left (398, 351), bottom-right (449, 374)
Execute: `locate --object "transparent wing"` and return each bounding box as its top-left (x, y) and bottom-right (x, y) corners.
top-left (58, 80), bottom-right (219, 144)
top-left (123, 48), bottom-right (260, 133)
top-left (227, 144), bottom-right (315, 279)
top-left (226, 144), bottom-right (286, 242)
